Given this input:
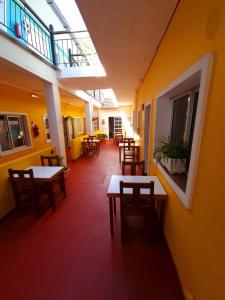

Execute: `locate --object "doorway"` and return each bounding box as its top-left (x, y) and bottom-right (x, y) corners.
top-left (143, 103), bottom-right (151, 173)
top-left (108, 117), bottom-right (114, 139)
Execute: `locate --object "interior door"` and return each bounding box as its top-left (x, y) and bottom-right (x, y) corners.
top-left (108, 117), bottom-right (114, 139)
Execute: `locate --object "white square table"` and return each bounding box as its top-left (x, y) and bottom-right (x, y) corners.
top-left (107, 175), bottom-right (168, 235)
top-left (26, 166), bottom-right (66, 211)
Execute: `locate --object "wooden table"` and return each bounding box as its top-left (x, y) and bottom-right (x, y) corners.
top-left (26, 166), bottom-right (66, 211)
top-left (82, 140), bottom-right (101, 156)
top-left (118, 143), bottom-right (140, 163)
top-left (107, 175), bottom-right (167, 235)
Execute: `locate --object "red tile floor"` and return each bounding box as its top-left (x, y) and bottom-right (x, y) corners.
top-left (0, 141), bottom-right (184, 300)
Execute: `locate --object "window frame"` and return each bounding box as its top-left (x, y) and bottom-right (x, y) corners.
top-left (0, 112), bottom-right (33, 156)
top-left (153, 53), bottom-right (213, 209)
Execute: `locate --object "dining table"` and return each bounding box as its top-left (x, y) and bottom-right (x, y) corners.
top-left (118, 142), bottom-right (140, 163)
top-left (82, 139), bottom-right (101, 156)
top-left (107, 175), bottom-right (168, 235)
top-left (26, 166), bottom-right (66, 211)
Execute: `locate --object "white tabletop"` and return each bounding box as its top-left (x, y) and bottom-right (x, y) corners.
top-left (107, 175), bottom-right (167, 198)
top-left (26, 166), bottom-right (64, 180)
top-left (119, 143), bottom-right (139, 147)
top-left (83, 139), bottom-right (100, 143)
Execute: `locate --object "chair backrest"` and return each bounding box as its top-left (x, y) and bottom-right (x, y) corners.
top-left (122, 161), bottom-right (146, 175)
top-left (8, 169), bottom-right (35, 203)
top-left (83, 137), bottom-right (92, 142)
top-left (123, 145), bottom-right (136, 162)
top-left (123, 138), bottom-right (134, 143)
top-left (119, 180), bottom-right (154, 207)
top-left (40, 155), bottom-right (60, 166)
top-left (88, 135), bottom-right (96, 140)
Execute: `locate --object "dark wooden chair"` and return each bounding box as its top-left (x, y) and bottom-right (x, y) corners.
top-left (122, 161), bottom-right (146, 175)
top-left (123, 138), bottom-right (134, 143)
top-left (8, 169), bottom-right (51, 217)
top-left (40, 155), bottom-right (65, 198)
top-left (114, 133), bottom-right (123, 145)
top-left (85, 141), bottom-right (97, 156)
top-left (123, 143), bottom-right (136, 162)
top-left (40, 155), bottom-right (60, 166)
top-left (88, 135), bottom-right (96, 140)
top-left (119, 180), bottom-right (158, 244)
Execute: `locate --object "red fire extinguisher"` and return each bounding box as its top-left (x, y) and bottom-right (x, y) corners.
top-left (15, 23), bottom-right (22, 38)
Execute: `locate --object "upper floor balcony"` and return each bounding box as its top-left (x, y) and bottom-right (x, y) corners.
top-left (0, 0), bottom-right (105, 104)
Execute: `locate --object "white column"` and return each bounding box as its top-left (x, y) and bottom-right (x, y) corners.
top-left (85, 100), bottom-right (93, 135)
top-left (44, 83), bottom-right (67, 166)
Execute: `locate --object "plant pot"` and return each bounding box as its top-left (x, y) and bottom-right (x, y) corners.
top-left (161, 158), bottom-right (186, 174)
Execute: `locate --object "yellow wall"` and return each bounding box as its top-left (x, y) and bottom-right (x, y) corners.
top-left (0, 82), bottom-right (51, 164)
top-left (61, 101), bottom-right (84, 118)
top-left (136, 0), bottom-right (225, 299)
top-left (0, 83), bottom-right (85, 217)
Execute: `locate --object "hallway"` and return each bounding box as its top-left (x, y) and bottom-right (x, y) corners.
top-left (0, 141), bottom-right (184, 300)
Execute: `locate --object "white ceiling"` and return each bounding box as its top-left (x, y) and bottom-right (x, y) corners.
top-left (61, 0), bottom-right (179, 105)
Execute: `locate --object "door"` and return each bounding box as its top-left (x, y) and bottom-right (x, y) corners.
top-left (143, 104), bottom-right (151, 173)
top-left (108, 117), bottom-right (114, 139)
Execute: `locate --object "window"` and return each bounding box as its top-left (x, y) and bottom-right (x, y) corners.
top-left (43, 115), bottom-right (51, 143)
top-left (153, 54), bottom-right (213, 208)
top-left (171, 89), bottom-right (198, 146)
top-left (0, 113), bottom-right (32, 155)
top-left (114, 117), bottom-right (122, 133)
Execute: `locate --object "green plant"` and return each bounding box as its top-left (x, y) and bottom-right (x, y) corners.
top-left (153, 138), bottom-right (190, 164)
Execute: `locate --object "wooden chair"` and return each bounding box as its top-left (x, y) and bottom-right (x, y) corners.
top-left (85, 141), bottom-right (97, 156)
top-left (123, 143), bottom-right (136, 162)
top-left (119, 180), bottom-right (158, 244)
top-left (40, 155), bottom-right (60, 166)
top-left (122, 161), bottom-right (146, 175)
top-left (40, 155), bottom-right (65, 198)
top-left (8, 169), bottom-right (51, 217)
top-left (123, 138), bottom-right (134, 143)
top-left (88, 135), bottom-right (96, 140)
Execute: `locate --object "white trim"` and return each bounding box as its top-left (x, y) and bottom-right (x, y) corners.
top-left (153, 53), bottom-right (213, 209)
top-left (0, 111), bottom-right (33, 156)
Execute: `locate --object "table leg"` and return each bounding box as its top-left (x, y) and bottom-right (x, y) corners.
top-left (109, 197), bottom-right (114, 236)
top-left (119, 147), bottom-right (121, 164)
top-left (48, 182), bottom-right (56, 212)
top-left (113, 197), bottom-right (116, 214)
top-left (60, 172), bottom-right (66, 198)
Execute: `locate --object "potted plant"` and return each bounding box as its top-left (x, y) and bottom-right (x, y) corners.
top-left (153, 138), bottom-right (190, 174)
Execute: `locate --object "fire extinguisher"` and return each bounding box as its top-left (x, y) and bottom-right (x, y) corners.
top-left (15, 23), bottom-right (22, 38)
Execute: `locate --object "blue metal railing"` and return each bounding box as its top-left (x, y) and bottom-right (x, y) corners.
top-left (0, 0), bottom-right (53, 64)
top-left (0, 0), bottom-right (103, 103)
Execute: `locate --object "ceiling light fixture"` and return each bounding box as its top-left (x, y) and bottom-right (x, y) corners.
top-left (31, 94), bottom-right (39, 99)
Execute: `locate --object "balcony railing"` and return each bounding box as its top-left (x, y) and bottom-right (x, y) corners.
top-left (0, 0), bottom-right (103, 104)
top-left (0, 0), bottom-right (53, 64)
top-left (86, 90), bottom-right (104, 103)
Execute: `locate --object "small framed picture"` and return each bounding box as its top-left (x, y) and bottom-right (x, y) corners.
top-left (43, 115), bottom-right (51, 143)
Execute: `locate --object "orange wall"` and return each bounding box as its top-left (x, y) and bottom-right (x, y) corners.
top-left (136, 0), bottom-right (225, 299)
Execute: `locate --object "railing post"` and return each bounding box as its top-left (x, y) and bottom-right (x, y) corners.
top-left (68, 48), bottom-right (73, 67)
top-left (49, 24), bottom-right (57, 66)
